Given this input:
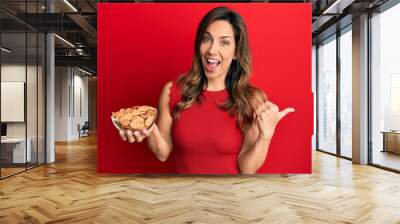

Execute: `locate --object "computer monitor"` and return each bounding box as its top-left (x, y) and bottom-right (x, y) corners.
top-left (1, 123), bottom-right (7, 137)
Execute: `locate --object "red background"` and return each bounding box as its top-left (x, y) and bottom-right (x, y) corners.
top-left (97, 3), bottom-right (312, 174)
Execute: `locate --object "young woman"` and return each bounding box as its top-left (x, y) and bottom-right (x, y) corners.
top-left (119, 7), bottom-right (294, 174)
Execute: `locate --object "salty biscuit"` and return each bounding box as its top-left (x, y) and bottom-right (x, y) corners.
top-left (120, 113), bottom-right (133, 128)
top-left (141, 112), bottom-right (154, 119)
top-left (144, 116), bottom-right (155, 128)
top-left (130, 116), bottom-right (145, 130)
top-left (112, 105), bottom-right (157, 131)
top-left (136, 107), bottom-right (145, 112)
top-left (131, 109), bottom-right (145, 116)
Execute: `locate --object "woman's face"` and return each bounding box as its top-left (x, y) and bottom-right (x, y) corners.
top-left (200, 20), bottom-right (236, 82)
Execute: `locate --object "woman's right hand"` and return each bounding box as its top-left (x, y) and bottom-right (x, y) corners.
top-left (119, 123), bottom-right (156, 143)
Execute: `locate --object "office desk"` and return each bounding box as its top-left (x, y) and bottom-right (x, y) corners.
top-left (1, 138), bottom-right (32, 163)
top-left (381, 131), bottom-right (400, 154)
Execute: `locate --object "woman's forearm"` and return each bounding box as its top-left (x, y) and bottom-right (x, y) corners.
top-left (238, 136), bottom-right (271, 174)
top-left (146, 125), bottom-right (173, 162)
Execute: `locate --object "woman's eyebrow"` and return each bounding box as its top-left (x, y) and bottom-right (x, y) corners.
top-left (205, 32), bottom-right (232, 40)
top-left (219, 36), bottom-right (233, 40)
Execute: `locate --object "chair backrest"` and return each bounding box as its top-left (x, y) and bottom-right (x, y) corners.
top-left (82, 121), bottom-right (90, 129)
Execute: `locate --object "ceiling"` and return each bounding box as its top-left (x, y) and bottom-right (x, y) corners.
top-left (0, 0), bottom-right (394, 75)
top-left (1, 0), bottom-right (97, 74)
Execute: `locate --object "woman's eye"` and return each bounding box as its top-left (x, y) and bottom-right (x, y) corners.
top-left (202, 36), bottom-right (210, 43)
top-left (221, 41), bottom-right (230, 46)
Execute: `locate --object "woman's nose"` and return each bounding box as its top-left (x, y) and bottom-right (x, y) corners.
top-left (207, 42), bottom-right (219, 55)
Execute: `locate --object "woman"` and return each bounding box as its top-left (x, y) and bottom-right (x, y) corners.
top-left (119, 7), bottom-right (294, 174)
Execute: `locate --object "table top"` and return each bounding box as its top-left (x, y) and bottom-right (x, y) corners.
top-left (1, 138), bottom-right (30, 143)
top-left (381, 131), bottom-right (400, 134)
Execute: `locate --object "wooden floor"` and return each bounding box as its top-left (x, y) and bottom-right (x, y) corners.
top-left (1, 135), bottom-right (400, 223)
top-left (1, 163), bottom-right (45, 178)
top-left (1, 167), bottom-right (26, 178)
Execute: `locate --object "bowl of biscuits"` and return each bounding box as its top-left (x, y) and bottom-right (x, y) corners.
top-left (111, 106), bottom-right (157, 131)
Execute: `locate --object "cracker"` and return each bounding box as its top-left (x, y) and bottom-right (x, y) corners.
top-left (130, 116), bottom-right (145, 130)
top-left (144, 116), bottom-right (155, 128)
top-left (112, 105), bottom-right (157, 131)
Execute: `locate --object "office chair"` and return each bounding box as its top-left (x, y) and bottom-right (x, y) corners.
top-left (79, 121), bottom-right (90, 138)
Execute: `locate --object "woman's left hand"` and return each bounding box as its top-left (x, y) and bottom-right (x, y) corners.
top-left (254, 101), bottom-right (295, 140)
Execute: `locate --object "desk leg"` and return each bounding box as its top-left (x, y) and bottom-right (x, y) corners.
top-left (382, 133), bottom-right (386, 153)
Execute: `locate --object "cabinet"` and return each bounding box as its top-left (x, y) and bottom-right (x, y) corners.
top-left (382, 131), bottom-right (400, 154)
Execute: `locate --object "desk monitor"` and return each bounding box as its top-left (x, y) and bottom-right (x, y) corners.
top-left (1, 123), bottom-right (7, 138)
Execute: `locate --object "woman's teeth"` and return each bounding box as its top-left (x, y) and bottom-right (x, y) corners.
top-left (207, 58), bottom-right (220, 63)
top-left (206, 58), bottom-right (220, 69)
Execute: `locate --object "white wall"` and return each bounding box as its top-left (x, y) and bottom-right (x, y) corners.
top-left (72, 73), bottom-right (89, 138)
top-left (55, 66), bottom-right (69, 141)
top-left (1, 65), bottom-right (26, 140)
top-left (55, 66), bottom-right (89, 141)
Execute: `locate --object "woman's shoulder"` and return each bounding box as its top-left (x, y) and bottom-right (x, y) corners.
top-left (161, 76), bottom-right (184, 112)
top-left (160, 81), bottom-right (174, 102)
top-left (161, 75), bottom-right (183, 96)
top-left (162, 80), bottom-right (174, 93)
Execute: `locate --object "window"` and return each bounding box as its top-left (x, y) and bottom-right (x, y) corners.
top-left (317, 35), bottom-right (337, 154)
top-left (339, 27), bottom-right (352, 158)
top-left (371, 2), bottom-right (400, 171)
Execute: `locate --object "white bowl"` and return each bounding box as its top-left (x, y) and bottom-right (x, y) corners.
top-left (111, 116), bottom-right (122, 130)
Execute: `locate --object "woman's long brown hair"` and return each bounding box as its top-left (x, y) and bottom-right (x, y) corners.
top-left (172, 6), bottom-right (266, 133)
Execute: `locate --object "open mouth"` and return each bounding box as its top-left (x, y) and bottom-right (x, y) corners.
top-left (205, 58), bottom-right (221, 72)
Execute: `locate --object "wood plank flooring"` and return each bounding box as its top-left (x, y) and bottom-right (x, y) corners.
top-left (1, 167), bottom-right (26, 178)
top-left (1, 134), bottom-right (400, 223)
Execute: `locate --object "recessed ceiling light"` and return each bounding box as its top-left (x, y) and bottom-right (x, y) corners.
top-left (54, 34), bottom-right (75, 48)
top-left (77, 67), bottom-right (93, 76)
top-left (1, 47), bottom-right (11, 53)
top-left (63, 0), bottom-right (78, 12)
top-left (322, 0), bottom-right (355, 15)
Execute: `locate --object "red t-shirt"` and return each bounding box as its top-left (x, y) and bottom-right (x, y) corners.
top-left (168, 81), bottom-right (244, 174)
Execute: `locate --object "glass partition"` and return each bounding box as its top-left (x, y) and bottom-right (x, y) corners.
top-left (339, 27), bottom-right (352, 158)
top-left (0, 1), bottom-right (46, 179)
top-left (371, 3), bottom-right (400, 171)
top-left (317, 35), bottom-right (337, 155)
top-left (1, 30), bottom-right (28, 177)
